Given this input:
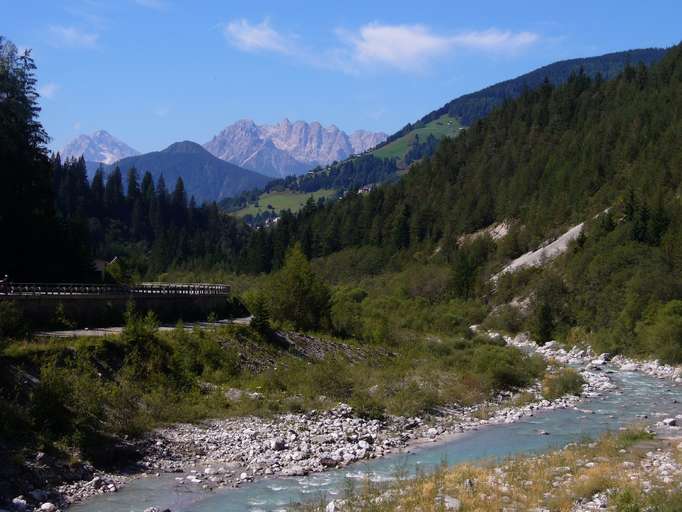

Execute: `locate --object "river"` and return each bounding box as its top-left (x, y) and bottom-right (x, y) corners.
top-left (72, 368), bottom-right (682, 512)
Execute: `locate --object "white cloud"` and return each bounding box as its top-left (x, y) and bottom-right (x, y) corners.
top-left (338, 24), bottom-right (539, 71)
top-left (450, 29), bottom-right (539, 52)
top-left (224, 19), bottom-right (294, 54)
top-left (39, 82), bottom-right (60, 99)
top-left (48, 25), bottom-right (99, 48)
top-left (222, 19), bottom-right (539, 74)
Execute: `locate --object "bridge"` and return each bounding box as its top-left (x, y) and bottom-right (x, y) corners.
top-left (0, 282), bottom-right (230, 297)
top-left (0, 282), bottom-right (238, 329)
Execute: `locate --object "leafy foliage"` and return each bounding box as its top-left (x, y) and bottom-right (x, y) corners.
top-left (264, 244), bottom-right (331, 331)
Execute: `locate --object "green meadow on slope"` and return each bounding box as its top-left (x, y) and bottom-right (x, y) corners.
top-left (232, 189), bottom-right (336, 218)
top-left (371, 114), bottom-right (463, 161)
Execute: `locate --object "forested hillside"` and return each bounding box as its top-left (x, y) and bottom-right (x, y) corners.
top-left (243, 44), bottom-right (682, 362)
top-left (255, 47), bottom-right (682, 261)
top-left (105, 141), bottom-right (271, 203)
top-left (52, 156), bottom-right (252, 278)
top-left (378, 47), bottom-right (666, 148)
top-left (226, 48), bottom-right (666, 213)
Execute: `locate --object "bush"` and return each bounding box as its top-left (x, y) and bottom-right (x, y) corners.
top-left (470, 344), bottom-right (545, 391)
top-left (483, 304), bottom-right (525, 334)
top-left (349, 389), bottom-right (385, 420)
top-left (0, 300), bottom-right (26, 340)
top-left (636, 300), bottom-right (682, 363)
top-left (331, 287), bottom-right (367, 338)
top-left (542, 368), bottom-right (584, 399)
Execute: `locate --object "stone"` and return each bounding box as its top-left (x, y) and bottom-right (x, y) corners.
top-left (438, 495), bottom-right (462, 510)
top-left (143, 508), bottom-right (160, 512)
top-left (319, 457), bottom-right (337, 467)
top-left (225, 388), bottom-right (244, 401)
top-left (662, 418), bottom-right (678, 427)
top-left (270, 438), bottom-right (285, 451)
top-left (39, 504), bottom-right (57, 512)
top-left (11, 498), bottom-right (27, 511)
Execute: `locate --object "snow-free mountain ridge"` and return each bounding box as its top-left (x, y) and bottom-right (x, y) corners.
top-left (204, 119), bottom-right (387, 178)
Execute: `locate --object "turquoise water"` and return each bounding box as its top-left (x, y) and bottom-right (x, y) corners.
top-left (73, 369), bottom-right (682, 512)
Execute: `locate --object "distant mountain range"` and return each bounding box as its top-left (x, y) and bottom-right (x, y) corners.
top-left (60, 130), bottom-right (139, 166)
top-left (58, 121), bottom-right (386, 198)
top-left (104, 141), bottom-right (270, 203)
top-left (203, 119), bottom-right (387, 178)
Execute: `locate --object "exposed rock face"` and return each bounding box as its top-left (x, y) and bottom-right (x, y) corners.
top-left (60, 130), bottom-right (139, 165)
top-left (204, 119), bottom-right (387, 178)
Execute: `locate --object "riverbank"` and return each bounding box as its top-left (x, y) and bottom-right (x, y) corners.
top-left (314, 429), bottom-right (682, 512)
top-left (49, 335), bottom-right (614, 510)
top-left (8, 329), bottom-right (682, 512)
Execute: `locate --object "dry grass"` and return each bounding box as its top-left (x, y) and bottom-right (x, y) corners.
top-left (300, 428), bottom-right (682, 511)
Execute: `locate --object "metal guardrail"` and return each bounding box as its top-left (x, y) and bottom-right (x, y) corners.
top-left (0, 282), bottom-right (231, 297)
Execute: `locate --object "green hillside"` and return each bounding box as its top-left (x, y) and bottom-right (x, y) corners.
top-left (239, 48), bottom-right (666, 201)
top-left (255, 45), bottom-right (682, 362)
top-left (233, 189), bottom-right (336, 218)
top-left (378, 47), bottom-right (666, 151)
top-left (372, 114), bottom-right (463, 160)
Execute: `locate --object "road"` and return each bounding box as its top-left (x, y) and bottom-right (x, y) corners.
top-left (35, 317), bottom-right (252, 338)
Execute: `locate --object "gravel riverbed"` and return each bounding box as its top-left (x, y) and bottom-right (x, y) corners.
top-left (9, 331), bottom-right (681, 512)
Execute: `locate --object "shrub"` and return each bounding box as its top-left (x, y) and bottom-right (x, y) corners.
top-left (636, 300), bottom-right (682, 364)
top-left (330, 287), bottom-right (366, 338)
top-left (470, 344), bottom-right (545, 391)
top-left (483, 304), bottom-right (524, 334)
top-left (0, 300), bottom-right (26, 340)
top-left (349, 389), bottom-right (385, 420)
top-left (542, 368), bottom-right (584, 399)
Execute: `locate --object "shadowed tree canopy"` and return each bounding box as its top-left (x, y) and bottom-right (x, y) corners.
top-left (0, 37), bottom-right (91, 281)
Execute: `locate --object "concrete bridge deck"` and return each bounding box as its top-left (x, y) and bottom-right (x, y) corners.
top-left (0, 282), bottom-right (230, 298)
top-left (0, 282), bottom-right (237, 329)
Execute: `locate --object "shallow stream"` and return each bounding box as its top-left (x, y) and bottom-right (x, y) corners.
top-left (73, 369), bottom-right (682, 512)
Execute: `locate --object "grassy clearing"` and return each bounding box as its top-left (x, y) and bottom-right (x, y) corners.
top-left (232, 189), bottom-right (336, 217)
top-left (299, 428), bottom-right (681, 511)
top-left (372, 115), bottom-right (463, 160)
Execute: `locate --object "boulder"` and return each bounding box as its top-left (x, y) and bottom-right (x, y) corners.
top-left (319, 457), bottom-right (337, 467)
top-left (438, 495), bottom-right (462, 511)
top-left (269, 439), bottom-right (286, 451)
top-left (225, 388), bottom-right (244, 401)
top-left (11, 498), bottom-right (27, 511)
top-left (39, 504), bottom-right (57, 512)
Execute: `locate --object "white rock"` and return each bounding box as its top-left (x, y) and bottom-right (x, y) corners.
top-left (11, 498), bottom-right (27, 511)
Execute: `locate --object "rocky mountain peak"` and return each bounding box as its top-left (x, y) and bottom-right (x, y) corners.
top-left (204, 119), bottom-right (387, 178)
top-left (60, 130), bottom-right (139, 165)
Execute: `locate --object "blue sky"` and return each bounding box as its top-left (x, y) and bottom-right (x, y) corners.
top-left (3, 0), bottom-right (681, 153)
